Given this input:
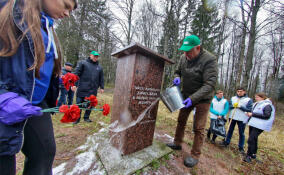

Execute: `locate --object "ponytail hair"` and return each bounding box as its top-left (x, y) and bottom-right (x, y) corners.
top-left (255, 92), bottom-right (268, 100)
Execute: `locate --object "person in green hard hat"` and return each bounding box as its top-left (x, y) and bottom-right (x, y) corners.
top-left (71, 51), bottom-right (104, 124)
top-left (166, 35), bottom-right (218, 168)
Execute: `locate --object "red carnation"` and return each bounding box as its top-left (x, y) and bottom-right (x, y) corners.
top-left (102, 104), bottom-right (110, 116)
top-left (68, 105), bottom-right (81, 121)
top-left (85, 95), bottom-right (98, 107)
top-left (61, 73), bottom-right (79, 90)
top-left (59, 105), bottom-right (69, 113)
top-left (60, 105), bottom-right (80, 123)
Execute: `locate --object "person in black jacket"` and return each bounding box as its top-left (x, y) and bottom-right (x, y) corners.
top-left (72, 51), bottom-right (104, 124)
top-left (57, 62), bottom-right (74, 106)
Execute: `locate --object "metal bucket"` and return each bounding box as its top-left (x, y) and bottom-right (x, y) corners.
top-left (160, 86), bottom-right (185, 112)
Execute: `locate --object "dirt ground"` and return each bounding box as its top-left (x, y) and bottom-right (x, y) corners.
top-left (16, 89), bottom-right (284, 175)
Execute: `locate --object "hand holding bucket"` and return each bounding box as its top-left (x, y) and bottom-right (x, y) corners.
top-left (183, 98), bottom-right (192, 108)
top-left (173, 77), bottom-right (181, 86)
top-left (160, 85), bottom-right (185, 112)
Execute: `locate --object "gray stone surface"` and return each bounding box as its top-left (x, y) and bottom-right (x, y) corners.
top-left (97, 131), bottom-right (172, 175)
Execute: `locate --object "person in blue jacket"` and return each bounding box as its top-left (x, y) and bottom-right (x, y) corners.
top-left (0, 0), bottom-right (77, 175)
top-left (207, 90), bottom-right (229, 143)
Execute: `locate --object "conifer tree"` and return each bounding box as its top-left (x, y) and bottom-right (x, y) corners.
top-left (191, 0), bottom-right (221, 53)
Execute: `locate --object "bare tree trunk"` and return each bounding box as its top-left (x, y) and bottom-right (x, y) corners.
top-left (271, 28), bottom-right (283, 80)
top-left (227, 29), bottom-right (239, 97)
top-left (127, 0), bottom-right (135, 45)
top-left (224, 43), bottom-right (231, 94)
top-left (228, 55), bottom-right (237, 97)
top-left (248, 56), bottom-right (258, 96)
top-left (113, 0), bottom-right (136, 46)
top-left (235, 0), bottom-right (249, 88)
top-left (253, 73), bottom-right (260, 95)
top-left (263, 63), bottom-right (270, 93)
top-left (225, 23), bottom-right (237, 95)
top-left (235, 30), bottom-right (246, 88)
top-left (242, 0), bottom-right (261, 89)
top-left (74, 1), bottom-right (87, 62)
top-left (217, 14), bottom-right (227, 81)
top-left (220, 43), bottom-right (225, 87)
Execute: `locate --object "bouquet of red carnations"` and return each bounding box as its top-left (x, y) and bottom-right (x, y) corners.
top-left (41, 95), bottom-right (110, 123)
top-left (61, 73), bottom-right (79, 90)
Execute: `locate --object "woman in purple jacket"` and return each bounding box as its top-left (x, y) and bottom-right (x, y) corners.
top-left (0, 0), bottom-right (77, 174)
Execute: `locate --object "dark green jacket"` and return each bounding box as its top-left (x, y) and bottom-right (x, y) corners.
top-left (175, 49), bottom-right (217, 105)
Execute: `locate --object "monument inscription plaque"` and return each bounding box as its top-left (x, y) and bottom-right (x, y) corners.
top-left (110, 43), bottom-right (174, 155)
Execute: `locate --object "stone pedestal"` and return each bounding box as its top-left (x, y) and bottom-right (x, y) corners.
top-left (110, 43), bottom-right (174, 155)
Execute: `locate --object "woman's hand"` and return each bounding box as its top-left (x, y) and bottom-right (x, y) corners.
top-left (0, 92), bottom-right (42, 125)
top-left (246, 112), bottom-right (252, 117)
top-left (71, 86), bottom-right (77, 92)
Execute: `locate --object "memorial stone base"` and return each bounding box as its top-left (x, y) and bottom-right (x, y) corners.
top-left (97, 131), bottom-right (172, 175)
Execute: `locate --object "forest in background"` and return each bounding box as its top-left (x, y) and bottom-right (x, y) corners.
top-left (55, 0), bottom-right (284, 100)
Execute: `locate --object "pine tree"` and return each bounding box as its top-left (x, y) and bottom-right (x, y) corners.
top-left (158, 0), bottom-right (187, 88)
top-left (191, 0), bottom-right (221, 53)
top-left (56, 0), bottom-right (110, 64)
top-left (56, 0), bottom-right (116, 83)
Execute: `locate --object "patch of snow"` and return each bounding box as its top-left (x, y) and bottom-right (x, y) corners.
top-left (164, 134), bottom-right (174, 142)
top-left (76, 136), bottom-right (93, 150)
top-left (98, 128), bottom-right (107, 133)
top-left (66, 151), bottom-right (95, 175)
top-left (77, 144), bottom-right (88, 150)
top-left (154, 133), bottom-right (174, 142)
top-left (89, 168), bottom-right (106, 175)
top-left (98, 121), bottom-right (107, 127)
top-left (89, 162), bottom-right (106, 175)
top-left (53, 138), bottom-right (103, 175)
top-left (53, 162), bottom-right (66, 175)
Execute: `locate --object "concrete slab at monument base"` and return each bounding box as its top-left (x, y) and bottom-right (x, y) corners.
top-left (97, 131), bottom-right (172, 175)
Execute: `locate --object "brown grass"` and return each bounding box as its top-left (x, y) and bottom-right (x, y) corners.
top-left (16, 92), bottom-right (113, 175)
top-left (16, 91), bottom-right (284, 175)
top-left (156, 100), bottom-right (284, 175)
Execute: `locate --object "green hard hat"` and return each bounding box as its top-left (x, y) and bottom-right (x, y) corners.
top-left (179, 35), bottom-right (200, 52)
top-left (90, 51), bottom-right (100, 56)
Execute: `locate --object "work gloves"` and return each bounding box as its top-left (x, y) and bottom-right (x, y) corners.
top-left (173, 77), bottom-right (191, 108)
top-left (173, 77), bottom-right (180, 86)
top-left (233, 102), bottom-right (239, 108)
top-left (183, 98), bottom-right (192, 108)
top-left (0, 92), bottom-right (42, 125)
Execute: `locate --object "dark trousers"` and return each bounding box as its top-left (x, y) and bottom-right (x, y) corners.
top-left (0, 155), bottom-right (16, 175)
top-left (247, 126), bottom-right (263, 156)
top-left (174, 103), bottom-right (210, 158)
top-left (225, 119), bottom-right (246, 149)
top-left (57, 88), bottom-right (74, 106)
top-left (207, 119), bottom-right (217, 141)
top-left (0, 103), bottom-right (56, 175)
top-left (76, 96), bottom-right (91, 121)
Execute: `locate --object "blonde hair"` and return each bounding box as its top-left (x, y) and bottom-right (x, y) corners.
top-left (0, 0), bottom-right (62, 77)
